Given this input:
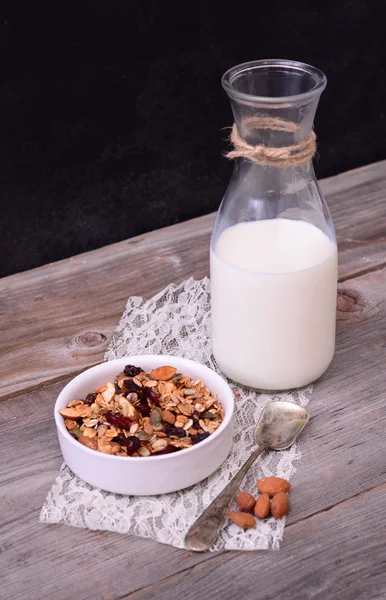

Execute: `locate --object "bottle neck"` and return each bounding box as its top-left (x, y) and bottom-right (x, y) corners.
top-left (230, 96), bottom-right (320, 150)
top-left (219, 60), bottom-right (329, 223)
top-left (230, 102), bottom-right (320, 198)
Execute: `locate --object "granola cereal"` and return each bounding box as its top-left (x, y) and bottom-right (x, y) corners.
top-left (59, 364), bottom-right (225, 457)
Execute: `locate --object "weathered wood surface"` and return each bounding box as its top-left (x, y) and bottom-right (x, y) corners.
top-left (1, 160), bottom-right (385, 398)
top-left (1, 161), bottom-right (386, 600)
top-left (1, 266), bottom-right (385, 600)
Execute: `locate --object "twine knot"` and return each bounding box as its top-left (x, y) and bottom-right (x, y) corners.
top-left (226, 117), bottom-right (316, 168)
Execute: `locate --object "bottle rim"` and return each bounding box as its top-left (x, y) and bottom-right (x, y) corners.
top-left (222, 59), bottom-right (327, 105)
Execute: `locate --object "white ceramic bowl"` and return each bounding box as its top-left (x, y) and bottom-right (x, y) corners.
top-left (55, 355), bottom-right (234, 495)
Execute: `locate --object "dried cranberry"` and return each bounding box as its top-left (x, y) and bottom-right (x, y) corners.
top-left (124, 365), bottom-right (143, 377)
top-left (112, 433), bottom-right (127, 445)
top-left (112, 434), bottom-right (141, 454)
top-left (114, 382), bottom-right (122, 394)
top-left (84, 392), bottom-right (98, 405)
top-left (138, 399), bottom-right (151, 417)
top-left (151, 445), bottom-right (179, 456)
top-left (125, 436), bottom-right (141, 454)
top-left (123, 379), bottom-right (141, 395)
top-left (190, 432), bottom-right (210, 445)
top-left (162, 425), bottom-right (172, 435)
top-left (105, 411), bottom-right (132, 430)
top-left (113, 434), bottom-right (141, 454)
top-left (192, 420), bottom-right (201, 430)
top-left (162, 426), bottom-right (186, 438)
top-left (174, 427), bottom-right (186, 437)
top-left (193, 410), bottom-right (201, 419)
top-left (143, 387), bottom-right (160, 403)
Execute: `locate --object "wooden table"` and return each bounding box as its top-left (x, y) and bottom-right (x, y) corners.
top-left (1, 161), bottom-right (386, 600)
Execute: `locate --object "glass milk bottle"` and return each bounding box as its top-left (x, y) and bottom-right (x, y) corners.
top-left (210, 60), bottom-right (338, 390)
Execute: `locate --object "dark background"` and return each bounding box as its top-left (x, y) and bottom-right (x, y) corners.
top-left (1, 0), bottom-right (385, 277)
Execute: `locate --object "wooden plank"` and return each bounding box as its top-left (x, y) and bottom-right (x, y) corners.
top-left (1, 266), bottom-right (385, 600)
top-left (1, 160), bottom-right (385, 397)
top-left (0, 215), bottom-right (214, 398)
top-left (0, 378), bottom-right (219, 598)
top-left (1, 514), bottom-right (216, 600)
top-left (4, 487), bottom-right (385, 600)
top-left (123, 484), bottom-right (386, 600)
top-left (323, 160), bottom-right (386, 281)
top-left (286, 268), bottom-right (386, 522)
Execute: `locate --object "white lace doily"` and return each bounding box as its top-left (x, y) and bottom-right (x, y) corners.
top-left (40, 277), bottom-right (311, 551)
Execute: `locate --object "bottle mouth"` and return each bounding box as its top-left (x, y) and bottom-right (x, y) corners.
top-left (222, 59), bottom-right (327, 105)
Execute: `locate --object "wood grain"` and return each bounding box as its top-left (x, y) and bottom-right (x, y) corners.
top-left (1, 160), bottom-right (385, 397)
top-left (4, 485), bottom-right (385, 600)
top-left (1, 265), bottom-right (385, 600)
top-left (123, 484), bottom-right (386, 600)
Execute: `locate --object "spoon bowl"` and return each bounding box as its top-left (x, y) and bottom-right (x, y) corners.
top-left (254, 401), bottom-right (309, 450)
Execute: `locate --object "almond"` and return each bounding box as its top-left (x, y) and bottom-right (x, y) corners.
top-left (59, 405), bottom-right (93, 420)
top-left (237, 491), bottom-right (256, 513)
top-left (58, 407), bottom-right (83, 420)
top-left (256, 476), bottom-right (291, 497)
top-left (149, 366), bottom-right (177, 381)
top-left (271, 492), bottom-right (289, 518)
top-left (162, 409), bottom-right (176, 424)
top-left (254, 493), bottom-right (271, 519)
top-left (78, 435), bottom-right (98, 450)
top-left (227, 511), bottom-right (256, 529)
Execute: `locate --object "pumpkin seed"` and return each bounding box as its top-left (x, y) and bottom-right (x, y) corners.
top-left (71, 428), bottom-right (83, 438)
top-left (172, 373), bottom-right (183, 380)
top-left (200, 411), bottom-right (218, 420)
top-left (150, 407), bottom-right (162, 426)
top-left (137, 430), bottom-right (151, 441)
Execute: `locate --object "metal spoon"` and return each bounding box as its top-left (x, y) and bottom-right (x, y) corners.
top-left (185, 400), bottom-right (309, 552)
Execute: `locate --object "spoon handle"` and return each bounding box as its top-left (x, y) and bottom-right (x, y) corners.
top-left (184, 445), bottom-right (265, 552)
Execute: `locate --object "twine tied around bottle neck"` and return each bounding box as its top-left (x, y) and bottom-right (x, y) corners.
top-left (226, 117), bottom-right (316, 167)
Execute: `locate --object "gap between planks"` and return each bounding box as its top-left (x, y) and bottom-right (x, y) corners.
top-left (1, 261), bottom-right (383, 403)
top-left (111, 483), bottom-right (386, 600)
top-left (1, 262), bottom-right (384, 599)
top-left (6, 482), bottom-right (385, 600)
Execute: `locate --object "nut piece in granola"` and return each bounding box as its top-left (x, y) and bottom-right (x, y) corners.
top-left (59, 364), bottom-right (224, 458)
top-left (149, 366), bottom-right (176, 381)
